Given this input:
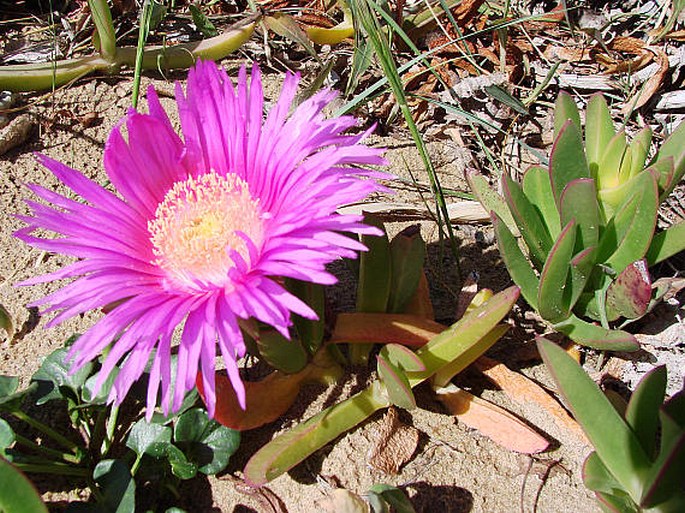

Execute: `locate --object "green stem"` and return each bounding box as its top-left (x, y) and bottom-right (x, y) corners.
top-left (101, 405), bottom-right (119, 457)
top-left (11, 410), bottom-right (80, 454)
top-left (13, 435), bottom-right (82, 465)
top-left (14, 462), bottom-right (89, 478)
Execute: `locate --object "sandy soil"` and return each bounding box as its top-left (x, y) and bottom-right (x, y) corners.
top-left (0, 67), bottom-right (627, 513)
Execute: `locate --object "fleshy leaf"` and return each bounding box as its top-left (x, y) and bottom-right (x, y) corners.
top-left (256, 330), bottom-right (308, 374)
top-left (605, 259), bottom-right (651, 321)
top-left (646, 220), bottom-right (685, 266)
top-left (388, 226), bottom-right (426, 314)
top-left (537, 220), bottom-right (577, 323)
top-left (537, 338), bottom-right (650, 500)
top-left (624, 366), bottom-right (666, 459)
top-left (330, 313), bottom-right (444, 347)
top-left (491, 213), bottom-right (539, 308)
top-left (586, 93), bottom-right (616, 172)
top-left (583, 452), bottom-right (625, 496)
top-left (126, 419), bottom-right (172, 459)
top-left (559, 178), bottom-right (600, 251)
top-left (651, 120), bottom-right (685, 199)
top-left (367, 484), bottom-right (416, 513)
top-left (522, 165), bottom-right (561, 238)
top-left (504, 174), bottom-right (553, 267)
top-left (0, 418), bottom-right (15, 458)
top-left (92, 460), bottom-right (136, 513)
top-left (568, 246), bottom-right (596, 313)
top-left (553, 315), bottom-right (638, 351)
top-left (466, 170), bottom-right (519, 236)
top-left (173, 408), bottom-right (240, 475)
top-left (550, 121), bottom-right (591, 207)
top-left (628, 126), bottom-right (652, 179)
top-left (380, 343), bottom-right (426, 372)
top-left (377, 355), bottom-right (416, 410)
top-left (596, 131), bottom-right (628, 190)
top-left (0, 458), bottom-right (49, 513)
top-left (286, 279), bottom-right (325, 354)
top-left (554, 91), bottom-right (581, 138)
top-left (32, 347), bottom-right (93, 405)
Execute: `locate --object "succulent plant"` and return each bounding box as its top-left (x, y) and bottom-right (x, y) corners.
top-left (469, 92), bottom-right (685, 350)
top-left (538, 338), bottom-right (685, 513)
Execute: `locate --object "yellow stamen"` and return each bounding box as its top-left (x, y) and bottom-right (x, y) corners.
top-left (148, 171), bottom-right (263, 288)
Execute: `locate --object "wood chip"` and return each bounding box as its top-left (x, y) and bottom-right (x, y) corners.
top-left (368, 407), bottom-right (419, 474)
top-left (622, 47), bottom-right (670, 113)
top-left (0, 114), bottom-right (33, 156)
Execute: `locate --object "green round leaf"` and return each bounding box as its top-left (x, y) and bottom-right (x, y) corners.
top-left (0, 376), bottom-right (18, 398)
top-left (0, 458), bottom-right (48, 513)
top-left (173, 408), bottom-right (240, 475)
top-left (92, 460), bottom-right (135, 513)
top-left (126, 419), bottom-right (172, 458)
top-left (32, 348), bottom-right (93, 405)
top-left (165, 444), bottom-right (197, 480)
top-left (0, 418), bottom-right (15, 457)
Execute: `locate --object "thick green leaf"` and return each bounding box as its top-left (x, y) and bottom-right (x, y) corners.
top-left (628, 126), bottom-right (652, 179)
top-left (492, 213), bottom-right (539, 309)
top-left (538, 220), bottom-right (577, 323)
top-left (357, 214), bottom-right (391, 313)
top-left (596, 131), bottom-right (628, 191)
top-left (88, 0), bottom-right (117, 61)
top-left (560, 178), bottom-right (600, 251)
top-left (554, 91), bottom-right (581, 138)
top-left (32, 348), bottom-right (93, 405)
top-left (625, 366), bottom-right (666, 459)
top-left (82, 367), bottom-right (117, 404)
top-left (173, 408), bottom-right (239, 475)
top-left (537, 338), bottom-right (650, 499)
top-left (0, 418), bottom-right (15, 458)
top-left (583, 452), bottom-right (626, 497)
top-left (598, 171), bottom-right (658, 273)
top-left (646, 220), bottom-right (685, 266)
top-left (522, 165), bottom-right (561, 238)
top-left (467, 170), bottom-right (519, 236)
top-left (595, 490), bottom-right (638, 513)
top-left (165, 444), bottom-right (197, 479)
top-left (256, 330), bottom-right (308, 374)
top-left (504, 174), bottom-right (553, 267)
top-left (0, 457), bottom-right (48, 513)
top-left (550, 121), bottom-right (591, 207)
top-left (640, 390), bottom-right (685, 508)
top-left (380, 344), bottom-right (425, 372)
top-left (586, 94), bottom-right (616, 171)
top-left (568, 246), bottom-right (596, 312)
top-left (0, 376), bottom-right (18, 398)
top-left (553, 314), bottom-right (638, 351)
top-left (126, 419), bottom-right (171, 458)
top-left (286, 279), bottom-right (324, 355)
top-left (377, 355), bottom-right (416, 410)
top-left (92, 460), bottom-right (135, 513)
top-left (368, 484), bottom-right (416, 513)
top-left (189, 4), bottom-right (218, 37)
top-left (651, 120), bottom-right (685, 199)
top-left (388, 226), bottom-right (426, 313)
top-left (605, 259), bottom-right (651, 321)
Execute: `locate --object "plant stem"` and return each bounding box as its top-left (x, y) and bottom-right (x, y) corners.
top-left (11, 410), bottom-right (80, 454)
top-left (14, 462), bottom-right (89, 477)
top-left (102, 404), bottom-right (119, 456)
top-left (13, 435), bottom-right (82, 465)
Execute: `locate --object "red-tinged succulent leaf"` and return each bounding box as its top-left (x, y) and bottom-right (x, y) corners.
top-left (330, 313), bottom-right (445, 347)
top-left (243, 382), bottom-right (390, 487)
top-left (628, 126), bottom-right (653, 179)
top-left (646, 220), bottom-right (685, 266)
top-left (504, 174), bottom-right (553, 267)
top-left (388, 226), bottom-right (426, 314)
top-left (554, 91), bottom-right (581, 138)
top-left (597, 171), bottom-right (658, 272)
top-left (646, 157), bottom-right (675, 197)
top-left (583, 452), bottom-right (624, 496)
top-left (553, 314), bottom-right (639, 351)
top-left (522, 165), bottom-right (561, 238)
top-left (596, 131), bottom-right (628, 190)
top-left (605, 259), bottom-right (652, 321)
top-left (651, 120), bottom-right (685, 200)
top-left (560, 178), bottom-right (600, 251)
top-left (492, 213), bottom-right (539, 308)
top-left (377, 355), bottom-right (416, 410)
top-left (538, 220), bottom-right (577, 323)
top-left (550, 120), bottom-right (591, 207)
top-left (538, 338), bottom-right (651, 500)
top-left (256, 330), bottom-right (309, 374)
top-left (625, 366), bottom-right (666, 460)
top-left (568, 246), bottom-right (596, 312)
top-left (586, 93), bottom-right (615, 171)
top-left (466, 169), bottom-right (519, 236)
top-left (198, 370), bottom-right (306, 431)
top-left (434, 384), bottom-right (550, 454)
top-left (381, 343), bottom-right (426, 372)
top-left (402, 272), bottom-right (434, 319)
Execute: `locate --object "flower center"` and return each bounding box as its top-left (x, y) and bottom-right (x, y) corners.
top-left (148, 171), bottom-right (263, 288)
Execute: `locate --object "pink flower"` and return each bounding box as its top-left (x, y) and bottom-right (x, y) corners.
top-left (16, 60), bottom-right (387, 419)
